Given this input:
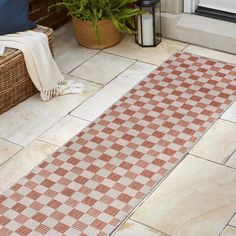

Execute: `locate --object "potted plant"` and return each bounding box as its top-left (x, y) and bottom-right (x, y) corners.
top-left (49, 0), bottom-right (142, 49)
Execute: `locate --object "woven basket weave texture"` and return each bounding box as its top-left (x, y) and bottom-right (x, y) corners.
top-left (0, 25), bottom-right (53, 114)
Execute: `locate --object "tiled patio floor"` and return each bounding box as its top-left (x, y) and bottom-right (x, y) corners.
top-left (0, 23), bottom-right (236, 235)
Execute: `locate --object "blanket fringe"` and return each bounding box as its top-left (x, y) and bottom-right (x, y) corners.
top-left (40, 88), bottom-right (56, 101)
top-left (40, 80), bottom-right (85, 101)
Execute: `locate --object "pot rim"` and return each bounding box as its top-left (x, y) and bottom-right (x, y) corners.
top-left (72, 17), bottom-right (112, 22)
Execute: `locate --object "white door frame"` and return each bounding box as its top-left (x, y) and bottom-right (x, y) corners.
top-left (199, 0), bottom-right (236, 14)
top-left (184, 0), bottom-right (199, 13)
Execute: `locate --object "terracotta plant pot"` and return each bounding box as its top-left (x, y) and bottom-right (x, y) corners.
top-left (72, 17), bottom-right (123, 49)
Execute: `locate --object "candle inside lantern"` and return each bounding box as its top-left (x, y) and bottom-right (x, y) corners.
top-left (138, 14), bottom-right (154, 46)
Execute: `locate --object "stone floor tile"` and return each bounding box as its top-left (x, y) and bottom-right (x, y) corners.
top-left (184, 45), bottom-right (236, 65)
top-left (70, 52), bottom-right (135, 85)
top-left (221, 102), bottom-right (236, 123)
top-left (190, 119), bottom-right (236, 163)
top-left (71, 62), bottom-right (156, 121)
top-left (0, 76), bottom-right (101, 146)
top-left (229, 214), bottom-right (236, 227)
top-left (0, 140), bottom-right (57, 193)
top-left (113, 220), bottom-right (167, 236)
top-left (226, 151), bottom-right (236, 169)
top-left (221, 226), bottom-right (236, 236)
top-left (132, 155), bottom-right (236, 236)
top-left (0, 139), bottom-right (22, 165)
top-left (104, 35), bottom-right (187, 65)
top-left (39, 115), bottom-right (90, 146)
top-left (54, 23), bottom-right (99, 74)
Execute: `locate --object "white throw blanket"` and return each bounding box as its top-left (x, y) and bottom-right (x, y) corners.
top-left (0, 30), bottom-right (85, 101)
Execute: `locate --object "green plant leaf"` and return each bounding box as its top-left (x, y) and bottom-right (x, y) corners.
top-left (49, 0), bottom-right (143, 40)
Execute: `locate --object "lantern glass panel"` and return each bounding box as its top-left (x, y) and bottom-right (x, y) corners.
top-left (135, 1), bottom-right (161, 47)
top-left (136, 7), bottom-right (154, 46)
top-left (154, 2), bottom-right (161, 45)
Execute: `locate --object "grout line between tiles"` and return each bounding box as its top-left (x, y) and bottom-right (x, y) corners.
top-left (228, 225), bottom-right (236, 229)
top-left (219, 117), bottom-right (236, 125)
top-left (68, 95), bottom-right (103, 116)
top-left (181, 43), bottom-right (190, 52)
top-left (219, 216), bottom-right (236, 235)
top-left (88, 58), bottom-right (137, 87)
top-left (191, 154), bottom-right (236, 170)
top-left (35, 139), bottom-right (60, 148)
top-left (34, 104), bottom-right (93, 148)
top-left (69, 114), bottom-right (92, 123)
top-left (66, 73), bottom-right (105, 87)
top-left (0, 147), bottom-right (23, 169)
top-left (129, 219), bottom-right (170, 236)
top-left (160, 36), bottom-right (190, 47)
top-left (224, 211), bottom-right (236, 230)
top-left (89, 59), bottom-right (136, 86)
top-left (36, 114), bottom-right (92, 149)
top-left (67, 50), bottom-right (101, 74)
top-left (222, 149), bottom-right (236, 165)
top-left (219, 227), bottom-right (225, 236)
top-left (63, 82), bottom-right (104, 119)
top-left (102, 50), bottom-right (159, 67)
top-left (0, 138), bottom-right (24, 148)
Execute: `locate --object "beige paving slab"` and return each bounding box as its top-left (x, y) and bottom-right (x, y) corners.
top-left (0, 139), bottom-right (22, 165)
top-left (226, 151), bottom-right (236, 169)
top-left (113, 220), bottom-right (167, 236)
top-left (190, 119), bottom-right (236, 163)
top-left (132, 155), bottom-right (236, 236)
top-left (221, 226), bottom-right (236, 236)
top-left (222, 102), bottom-right (236, 123)
top-left (104, 35), bottom-right (187, 65)
top-left (184, 45), bottom-right (236, 65)
top-left (229, 214), bottom-right (236, 227)
top-left (71, 62), bottom-right (156, 121)
top-left (0, 140), bottom-right (57, 194)
top-left (0, 76), bottom-right (101, 147)
top-left (54, 23), bottom-right (99, 74)
top-left (38, 115), bottom-right (90, 146)
top-left (71, 52), bottom-right (135, 85)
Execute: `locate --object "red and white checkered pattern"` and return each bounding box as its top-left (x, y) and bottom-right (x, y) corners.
top-left (0, 52), bottom-right (236, 235)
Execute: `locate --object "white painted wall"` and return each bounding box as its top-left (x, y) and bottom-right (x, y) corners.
top-left (184, 0), bottom-right (199, 13)
top-left (161, 0), bottom-right (183, 14)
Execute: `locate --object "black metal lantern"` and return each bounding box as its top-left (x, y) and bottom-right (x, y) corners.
top-left (135, 0), bottom-right (161, 47)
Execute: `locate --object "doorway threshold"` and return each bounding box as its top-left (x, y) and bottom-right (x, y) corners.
top-left (161, 13), bottom-right (236, 54)
top-left (195, 6), bottom-right (236, 23)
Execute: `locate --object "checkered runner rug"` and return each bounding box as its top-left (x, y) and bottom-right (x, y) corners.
top-left (1, 52), bottom-right (236, 236)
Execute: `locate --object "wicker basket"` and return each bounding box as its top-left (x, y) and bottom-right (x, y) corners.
top-left (0, 25), bottom-right (53, 114)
